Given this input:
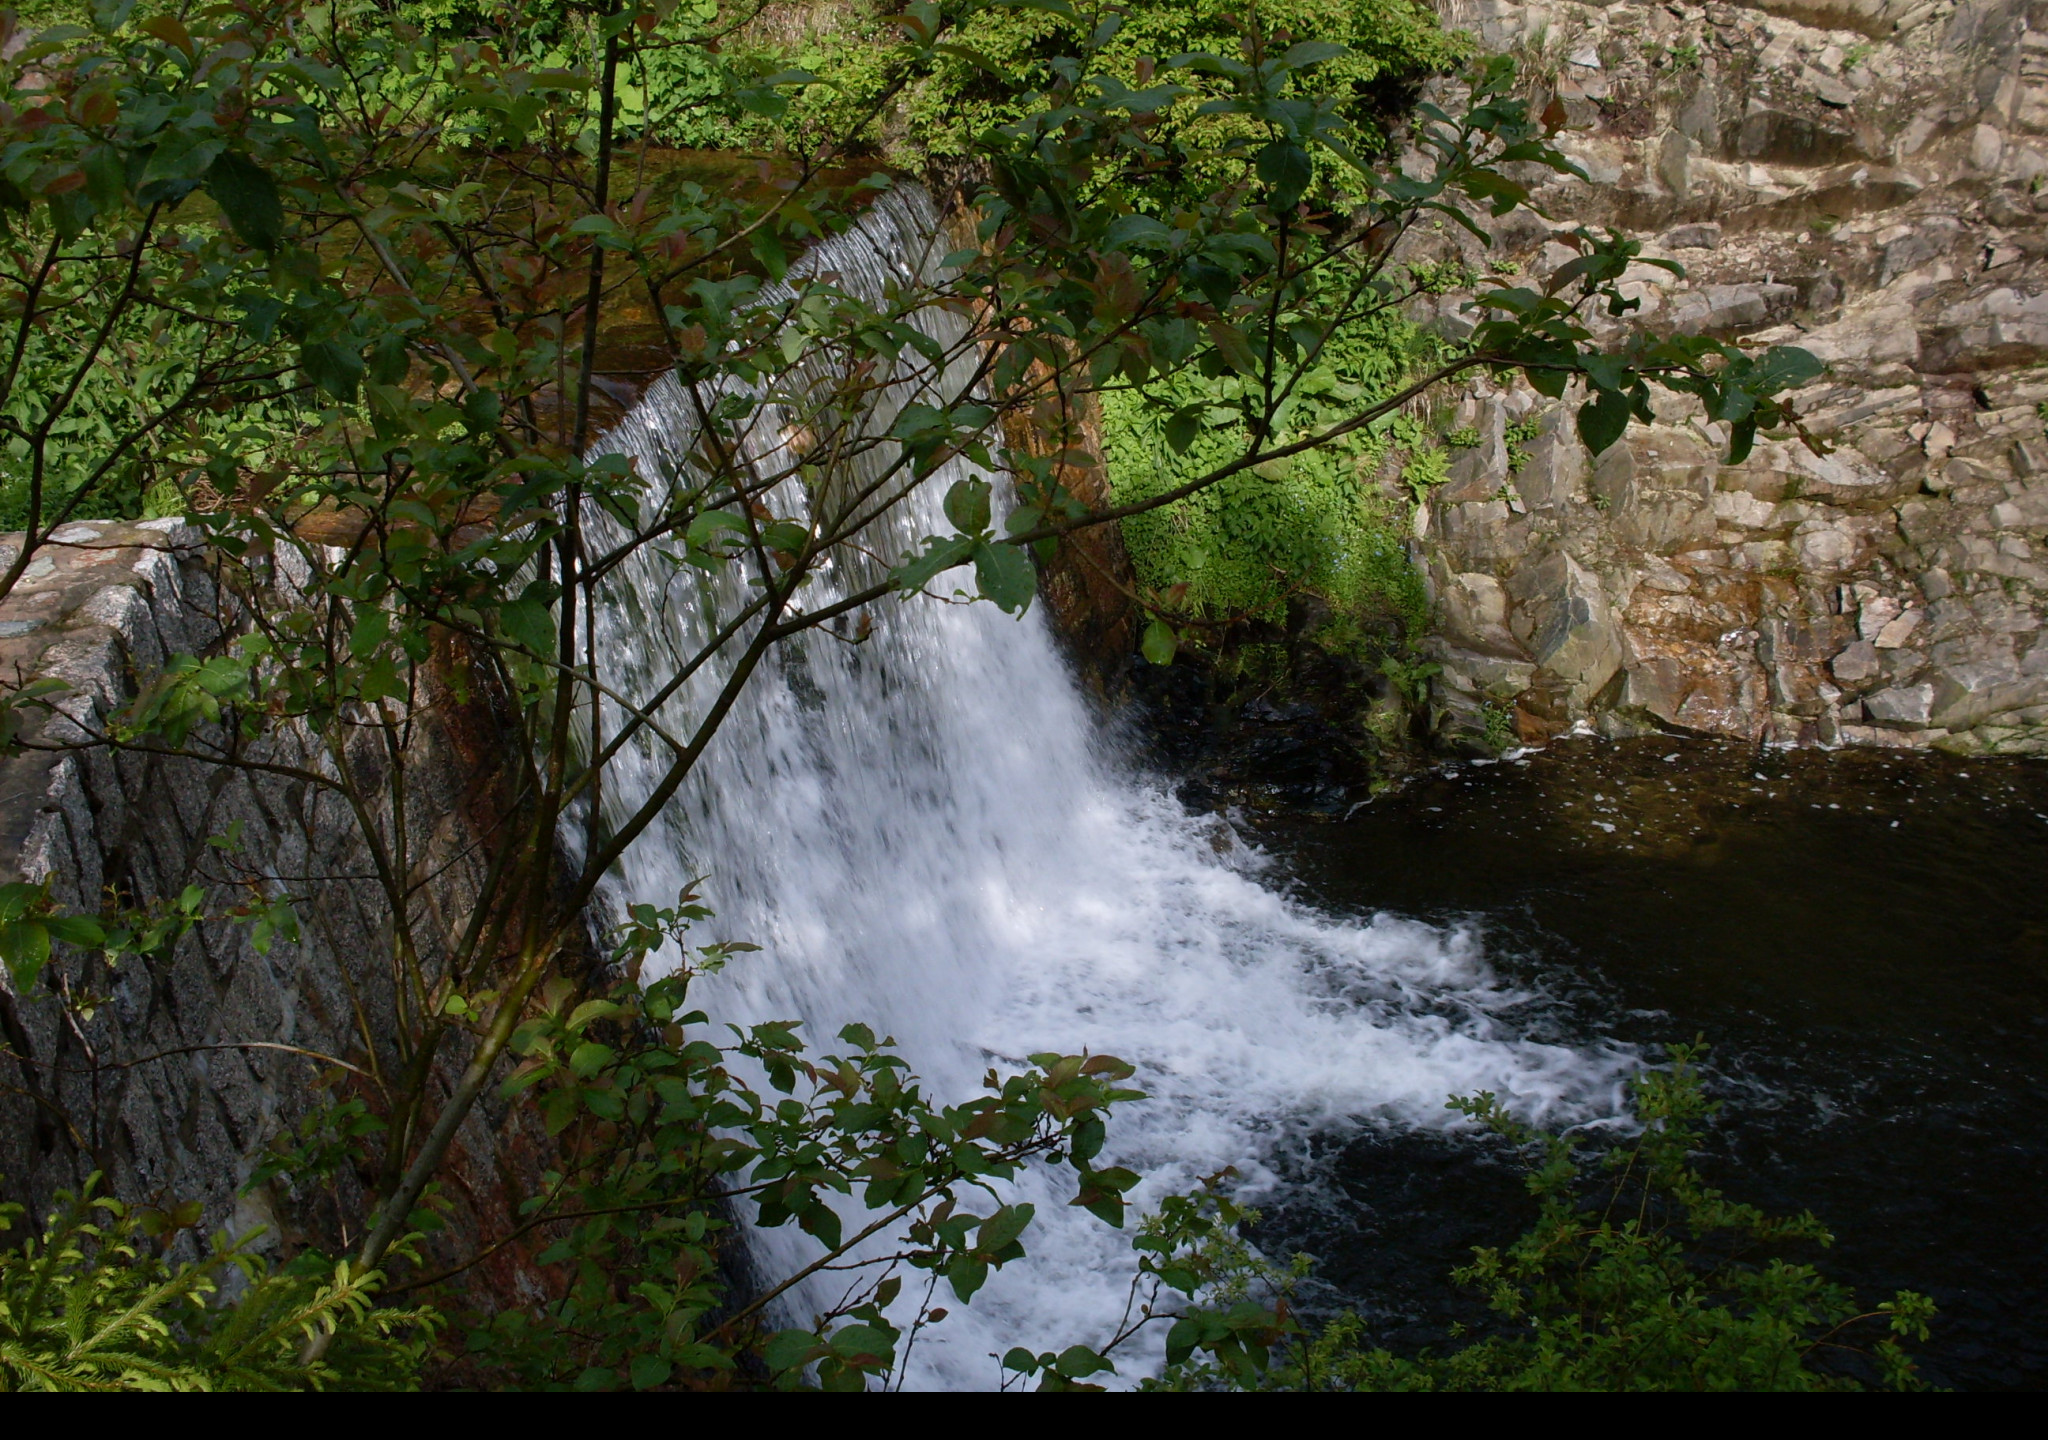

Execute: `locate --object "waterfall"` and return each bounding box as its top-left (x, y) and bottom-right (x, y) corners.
top-left (584, 184), bottom-right (1625, 1389)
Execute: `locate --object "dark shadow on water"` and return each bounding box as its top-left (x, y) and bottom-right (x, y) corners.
top-left (1248, 736), bottom-right (2048, 1391)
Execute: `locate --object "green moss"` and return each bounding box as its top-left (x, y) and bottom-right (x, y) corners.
top-left (1101, 307), bottom-right (1442, 658)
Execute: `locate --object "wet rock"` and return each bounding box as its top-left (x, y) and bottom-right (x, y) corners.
top-left (1737, 101), bottom-right (1865, 166)
top-left (1833, 639), bottom-right (1884, 684)
top-left (1666, 282), bottom-right (1800, 336)
top-left (1513, 413), bottom-right (1590, 511)
top-left (0, 524), bottom-right (584, 1308)
top-left (1659, 131), bottom-right (1694, 200)
top-left (1992, 490), bottom-right (2048, 529)
top-left (1435, 566), bottom-right (1523, 656)
top-left (1439, 499), bottom-right (1527, 562)
top-left (1877, 607), bottom-right (1926, 647)
top-left (1865, 682), bottom-right (1938, 724)
top-left (1929, 656), bottom-right (2048, 729)
top-left (1808, 68), bottom-right (1856, 108)
top-left (1508, 552), bottom-right (1626, 705)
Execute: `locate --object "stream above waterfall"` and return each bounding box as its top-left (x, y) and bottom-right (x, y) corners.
top-left (1241, 736), bottom-right (2048, 1392)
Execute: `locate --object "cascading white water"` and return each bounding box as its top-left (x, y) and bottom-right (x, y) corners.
top-left (584, 185), bottom-right (1627, 1389)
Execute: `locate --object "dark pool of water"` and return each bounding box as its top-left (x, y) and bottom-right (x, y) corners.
top-left (1249, 736), bottom-right (2048, 1391)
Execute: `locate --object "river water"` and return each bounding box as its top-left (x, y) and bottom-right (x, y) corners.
top-left (1250, 737), bottom-right (2048, 1391)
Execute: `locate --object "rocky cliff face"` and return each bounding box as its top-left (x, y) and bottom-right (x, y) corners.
top-left (1412, 0), bottom-right (2048, 756)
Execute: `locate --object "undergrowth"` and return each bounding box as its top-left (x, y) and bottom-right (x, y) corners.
top-left (0, 1182), bottom-right (435, 1391)
top-left (1153, 1044), bottom-right (1938, 1393)
top-left (1102, 304), bottom-right (1445, 667)
top-left (772, 0), bottom-right (1466, 163)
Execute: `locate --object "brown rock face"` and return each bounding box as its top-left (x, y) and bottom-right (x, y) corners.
top-left (1414, 0), bottom-right (2048, 757)
top-left (1001, 393), bottom-right (1141, 695)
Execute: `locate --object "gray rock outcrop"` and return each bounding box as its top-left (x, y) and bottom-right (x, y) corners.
top-left (1414, 0), bottom-right (2048, 756)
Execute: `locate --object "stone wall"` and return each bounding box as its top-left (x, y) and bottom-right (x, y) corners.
top-left (1412, 0), bottom-right (2048, 756)
top-left (0, 521), bottom-right (574, 1303)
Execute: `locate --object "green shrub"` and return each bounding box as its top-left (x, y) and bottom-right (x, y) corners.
top-left (0, 1181), bottom-right (435, 1391)
top-left (0, 304), bottom-right (296, 530)
top-left (1153, 1044), bottom-right (1936, 1392)
top-left (390, 0), bottom-right (757, 148)
top-left (769, 0), bottom-right (1466, 165)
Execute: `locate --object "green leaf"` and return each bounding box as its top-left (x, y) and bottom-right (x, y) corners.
top-left (750, 227), bottom-right (787, 281)
top-left (685, 510), bottom-right (749, 564)
top-left (947, 1255), bottom-right (989, 1302)
top-left (979, 1202), bottom-right (1036, 1253)
top-left (300, 339), bottom-right (364, 403)
top-left (1754, 345), bottom-right (1824, 391)
top-left (205, 151), bottom-right (284, 252)
top-left (82, 145), bottom-right (126, 213)
top-left (47, 188), bottom-right (93, 244)
top-left (1055, 1345), bottom-right (1112, 1378)
top-left (1727, 416), bottom-right (1759, 465)
top-left (1581, 352), bottom-right (1629, 393)
top-left (933, 42), bottom-right (1008, 79)
top-left (567, 999), bottom-right (622, 1031)
top-left (1256, 140), bottom-right (1313, 210)
top-left (973, 539), bottom-right (1035, 614)
top-left (799, 1202), bottom-right (843, 1251)
top-left (892, 534), bottom-right (976, 594)
top-left (628, 1354), bottom-right (672, 1390)
top-left (762, 1328), bottom-right (822, 1374)
top-left (1278, 41), bottom-right (1347, 70)
top-left (827, 1323), bottom-right (896, 1364)
top-left (1209, 321), bottom-right (1261, 379)
top-left (943, 477), bottom-right (992, 534)
top-left (760, 521), bottom-right (809, 559)
top-left (367, 333), bottom-right (410, 386)
top-left (236, 293), bottom-right (286, 342)
top-left (499, 598), bottom-right (556, 657)
top-left (736, 86), bottom-right (790, 120)
top-left (349, 607), bottom-right (391, 660)
top-left (1164, 407), bottom-right (1200, 455)
top-left (1576, 387), bottom-right (1631, 455)
top-left (569, 1041), bottom-right (615, 1077)
top-left (45, 915), bottom-right (107, 949)
top-left (1141, 619), bottom-right (1178, 666)
top-left (0, 917), bottom-right (51, 992)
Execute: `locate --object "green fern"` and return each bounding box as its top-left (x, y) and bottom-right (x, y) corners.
top-left (0, 1179), bottom-right (436, 1392)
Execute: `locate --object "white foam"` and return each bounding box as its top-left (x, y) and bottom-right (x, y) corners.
top-left (584, 186), bottom-right (1628, 1388)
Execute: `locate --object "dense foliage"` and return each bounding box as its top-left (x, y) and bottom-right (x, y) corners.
top-left (1151, 1047), bottom-right (1935, 1393)
top-left (1102, 302), bottom-right (1437, 661)
top-left (764, 0), bottom-right (1464, 161)
top-left (0, 1182), bottom-right (436, 1390)
top-left (443, 899), bottom-right (1151, 1391)
top-left (0, 0), bottom-right (1838, 1391)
